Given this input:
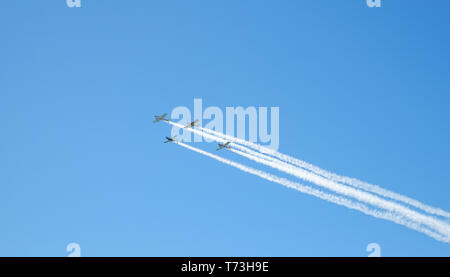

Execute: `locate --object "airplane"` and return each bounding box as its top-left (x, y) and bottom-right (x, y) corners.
top-left (153, 113), bottom-right (169, 123)
top-left (216, 141), bottom-right (231, 151)
top-left (164, 135), bottom-right (177, 143)
top-left (183, 119), bottom-right (199, 129)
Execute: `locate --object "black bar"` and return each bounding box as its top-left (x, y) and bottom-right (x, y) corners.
top-left (0, 257), bottom-right (448, 275)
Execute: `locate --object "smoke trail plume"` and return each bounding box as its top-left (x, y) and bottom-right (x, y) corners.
top-left (175, 141), bottom-right (450, 243)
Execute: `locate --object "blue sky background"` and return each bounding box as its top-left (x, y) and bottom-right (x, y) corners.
top-left (1, 0), bottom-right (450, 256)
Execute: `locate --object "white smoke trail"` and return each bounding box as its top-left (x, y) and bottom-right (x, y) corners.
top-left (167, 121), bottom-right (450, 221)
top-left (227, 147), bottom-right (450, 239)
top-left (175, 141), bottom-right (450, 243)
top-left (196, 125), bottom-right (450, 220)
top-left (165, 121), bottom-right (450, 239)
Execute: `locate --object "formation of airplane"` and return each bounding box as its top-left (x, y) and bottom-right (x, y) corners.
top-left (153, 113), bottom-right (169, 123)
top-left (164, 135), bottom-right (177, 143)
top-left (156, 115), bottom-right (230, 151)
top-left (183, 120), bottom-right (199, 129)
top-left (216, 141), bottom-right (231, 151)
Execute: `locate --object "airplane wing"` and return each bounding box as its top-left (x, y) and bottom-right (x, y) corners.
top-left (153, 113), bottom-right (168, 123)
top-left (164, 135), bottom-right (177, 143)
top-left (217, 142), bottom-right (230, 151)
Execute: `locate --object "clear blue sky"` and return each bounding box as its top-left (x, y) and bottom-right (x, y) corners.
top-left (1, 1), bottom-right (450, 256)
